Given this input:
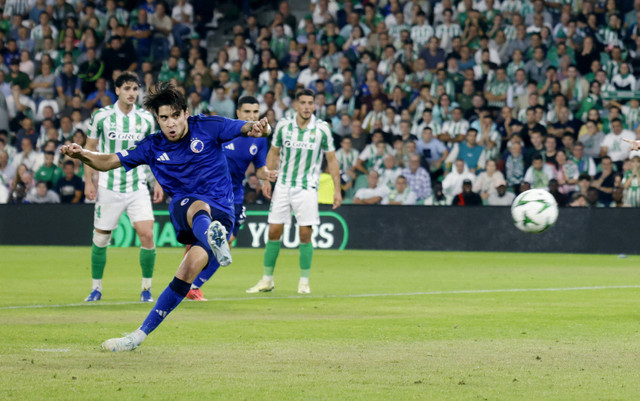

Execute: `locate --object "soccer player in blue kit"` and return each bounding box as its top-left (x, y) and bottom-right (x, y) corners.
top-left (59, 82), bottom-right (271, 351)
top-left (185, 96), bottom-right (277, 301)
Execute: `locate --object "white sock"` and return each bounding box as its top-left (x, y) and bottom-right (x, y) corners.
top-left (141, 278), bottom-right (152, 291)
top-left (130, 329), bottom-right (147, 345)
top-left (299, 277), bottom-right (309, 284)
top-left (92, 279), bottom-right (102, 292)
top-left (263, 275), bottom-right (274, 281)
top-left (190, 284), bottom-right (200, 290)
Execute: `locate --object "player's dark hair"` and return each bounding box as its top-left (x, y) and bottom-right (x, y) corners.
top-left (237, 96), bottom-right (259, 108)
top-left (114, 71), bottom-right (140, 88)
top-left (143, 81), bottom-right (188, 115)
top-left (295, 89), bottom-right (315, 100)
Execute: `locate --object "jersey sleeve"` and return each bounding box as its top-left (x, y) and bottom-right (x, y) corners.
top-left (253, 138), bottom-right (268, 169)
top-left (196, 115), bottom-right (247, 143)
top-left (116, 137), bottom-right (150, 171)
top-left (87, 109), bottom-right (102, 140)
top-left (319, 122), bottom-right (335, 152)
top-left (272, 120), bottom-right (287, 148)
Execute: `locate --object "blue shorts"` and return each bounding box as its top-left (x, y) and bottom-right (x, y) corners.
top-left (232, 203), bottom-right (245, 237)
top-left (169, 196), bottom-right (234, 253)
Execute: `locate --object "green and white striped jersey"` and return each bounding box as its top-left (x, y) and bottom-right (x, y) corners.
top-left (435, 23), bottom-right (462, 41)
top-left (88, 104), bottom-right (156, 193)
top-left (622, 106), bottom-right (640, 130)
top-left (273, 114), bottom-right (335, 190)
top-left (335, 147), bottom-right (359, 172)
top-left (410, 24), bottom-right (434, 47)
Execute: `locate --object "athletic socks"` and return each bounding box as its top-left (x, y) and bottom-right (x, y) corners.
top-left (139, 277), bottom-right (190, 335)
top-left (192, 257), bottom-right (220, 289)
top-left (191, 210), bottom-right (213, 251)
top-left (263, 240), bottom-right (281, 276)
top-left (299, 242), bottom-right (313, 278)
top-left (91, 243), bottom-right (107, 280)
top-left (139, 247), bottom-right (156, 290)
top-left (92, 279), bottom-right (102, 292)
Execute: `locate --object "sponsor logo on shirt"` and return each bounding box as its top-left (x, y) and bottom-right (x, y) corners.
top-left (283, 140), bottom-right (315, 150)
top-left (190, 139), bottom-right (205, 153)
top-left (107, 132), bottom-right (145, 141)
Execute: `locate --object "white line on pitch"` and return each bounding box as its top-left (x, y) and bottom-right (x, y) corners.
top-left (0, 285), bottom-right (638, 310)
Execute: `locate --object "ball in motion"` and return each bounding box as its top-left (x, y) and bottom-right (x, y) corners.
top-left (511, 189), bottom-right (558, 233)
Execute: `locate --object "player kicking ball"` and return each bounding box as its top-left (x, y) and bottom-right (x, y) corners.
top-left (246, 89), bottom-right (342, 295)
top-left (185, 96), bottom-right (277, 301)
top-left (59, 82), bottom-right (270, 351)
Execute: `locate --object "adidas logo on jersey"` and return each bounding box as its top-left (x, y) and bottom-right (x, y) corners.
top-left (156, 153), bottom-right (170, 161)
top-left (225, 143), bottom-right (235, 150)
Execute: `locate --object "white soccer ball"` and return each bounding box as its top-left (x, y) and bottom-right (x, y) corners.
top-left (511, 189), bottom-right (559, 233)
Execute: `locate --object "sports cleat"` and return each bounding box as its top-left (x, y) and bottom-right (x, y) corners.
top-left (207, 221), bottom-right (232, 266)
top-left (186, 288), bottom-right (208, 301)
top-left (140, 290), bottom-right (154, 303)
top-left (246, 278), bottom-right (275, 293)
top-left (84, 289), bottom-right (102, 302)
top-left (101, 334), bottom-right (138, 352)
top-left (297, 281), bottom-right (311, 294)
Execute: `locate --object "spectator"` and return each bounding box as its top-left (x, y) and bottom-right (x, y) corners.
top-left (473, 159), bottom-right (506, 202)
top-left (25, 180), bottom-right (60, 203)
top-left (571, 142), bottom-right (597, 178)
top-left (452, 179), bottom-right (482, 206)
top-left (12, 137), bottom-right (43, 172)
top-left (354, 170), bottom-right (389, 205)
top-left (424, 181), bottom-right (452, 206)
top-left (55, 160), bottom-right (83, 203)
top-left (171, 0), bottom-right (194, 50)
top-left (416, 126), bottom-right (448, 180)
top-left (487, 179), bottom-right (515, 206)
top-left (524, 154), bottom-right (554, 190)
top-left (600, 118), bottom-right (635, 170)
top-left (377, 154), bottom-right (402, 190)
top-left (592, 156), bottom-right (615, 205)
top-left (55, 61), bottom-right (82, 108)
top-left (401, 154), bottom-right (431, 201)
top-left (209, 86), bottom-right (235, 119)
top-left (504, 141), bottom-right (525, 192)
top-left (382, 175), bottom-right (417, 205)
top-left (622, 156), bottom-right (640, 207)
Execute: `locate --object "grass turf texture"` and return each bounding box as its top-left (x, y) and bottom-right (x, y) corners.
top-left (0, 246), bottom-right (639, 400)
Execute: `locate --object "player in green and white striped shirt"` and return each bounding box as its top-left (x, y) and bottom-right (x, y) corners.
top-left (84, 72), bottom-right (161, 303)
top-left (247, 90), bottom-right (342, 295)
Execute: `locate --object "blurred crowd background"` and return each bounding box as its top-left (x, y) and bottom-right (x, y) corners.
top-left (1, 0), bottom-right (640, 208)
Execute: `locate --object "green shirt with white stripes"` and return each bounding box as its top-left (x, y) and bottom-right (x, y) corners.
top-left (88, 104), bottom-right (155, 193)
top-left (273, 114), bottom-right (336, 190)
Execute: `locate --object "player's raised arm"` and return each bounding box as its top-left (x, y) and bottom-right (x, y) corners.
top-left (59, 143), bottom-right (122, 171)
top-left (623, 138), bottom-right (640, 151)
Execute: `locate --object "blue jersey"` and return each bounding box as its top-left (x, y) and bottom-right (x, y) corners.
top-left (117, 115), bottom-right (246, 216)
top-left (223, 136), bottom-right (268, 204)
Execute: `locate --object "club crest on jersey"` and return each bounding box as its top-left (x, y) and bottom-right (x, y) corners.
top-left (250, 144), bottom-right (258, 155)
top-left (180, 198), bottom-right (189, 206)
top-left (190, 139), bottom-right (204, 153)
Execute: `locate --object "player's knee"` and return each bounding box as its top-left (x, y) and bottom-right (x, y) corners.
top-left (138, 230), bottom-right (155, 247)
top-left (93, 230), bottom-right (112, 248)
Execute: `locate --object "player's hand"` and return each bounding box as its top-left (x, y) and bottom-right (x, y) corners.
top-left (59, 143), bottom-right (84, 159)
top-left (266, 169), bottom-right (278, 182)
top-left (248, 117), bottom-right (271, 137)
top-left (85, 180), bottom-right (97, 201)
top-left (623, 138), bottom-right (640, 151)
top-left (333, 191), bottom-right (342, 209)
top-left (262, 181), bottom-right (272, 199)
top-left (153, 182), bottom-right (164, 204)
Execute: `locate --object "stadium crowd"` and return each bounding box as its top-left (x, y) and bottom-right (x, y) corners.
top-left (1, 0), bottom-right (640, 208)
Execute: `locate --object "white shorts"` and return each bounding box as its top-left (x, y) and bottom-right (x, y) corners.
top-left (94, 187), bottom-right (154, 231)
top-left (268, 183), bottom-right (319, 226)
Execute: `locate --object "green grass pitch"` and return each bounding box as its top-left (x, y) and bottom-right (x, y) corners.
top-left (0, 246), bottom-right (639, 400)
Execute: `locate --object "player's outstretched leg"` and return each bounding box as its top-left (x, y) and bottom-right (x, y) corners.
top-left (192, 210), bottom-right (232, 266)
top-left (298, 242), bottom-right (313, 294)
top-left (101, 276), bottom-right (191, 352)
top-left (186, 258), bottom-right (220, 301)
top-left (246, 240), bottom-right (280, 293)
top-left (101, 246), bottom-right (209, 352)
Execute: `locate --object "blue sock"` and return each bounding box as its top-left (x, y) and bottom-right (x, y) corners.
top-left (192, 257), bottom-right (221, 288)
top-left (191, 210), bottom-right (212, 251)
top-left (139, 277), bottom-right (190, 335)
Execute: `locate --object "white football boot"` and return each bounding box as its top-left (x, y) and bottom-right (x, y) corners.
top-left (246, 278), bottom-right (275, 293)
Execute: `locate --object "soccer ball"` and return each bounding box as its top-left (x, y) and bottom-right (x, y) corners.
top-left (511, 189), bottom-right (559, 233)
